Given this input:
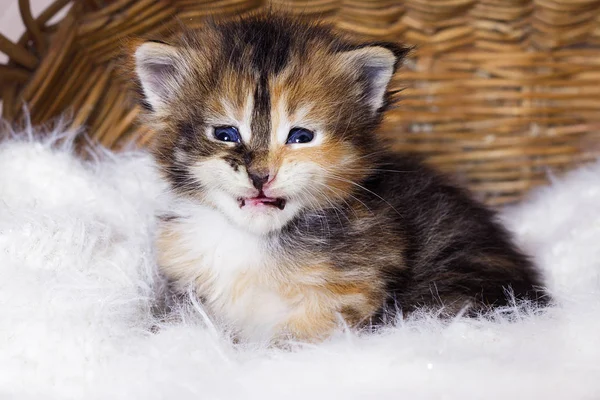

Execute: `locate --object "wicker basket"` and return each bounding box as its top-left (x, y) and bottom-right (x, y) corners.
top-left (1, 0), bottom-right (599, 206)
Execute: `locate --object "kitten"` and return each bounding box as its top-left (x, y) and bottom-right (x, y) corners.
top-left (126, 13), bottom-right (548, 342)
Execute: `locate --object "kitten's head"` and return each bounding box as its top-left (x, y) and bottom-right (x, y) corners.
top-left (129, 13), bottom-right (408, 234)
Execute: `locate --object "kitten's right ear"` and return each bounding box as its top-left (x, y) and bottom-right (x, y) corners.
top-left (133, 41), bottom-right (182, 112)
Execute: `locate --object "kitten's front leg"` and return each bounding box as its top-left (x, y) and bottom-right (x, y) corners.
top-left (276, 266), bottom-right (384, 342)
top-left (279, 291), bottom-right (340, 342)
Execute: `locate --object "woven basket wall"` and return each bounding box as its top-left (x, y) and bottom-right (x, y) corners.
top-left (1, 0), bottom-right (599, 206)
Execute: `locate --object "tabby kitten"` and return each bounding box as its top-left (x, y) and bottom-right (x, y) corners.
top-left (127, 13), bottom-right (547, 342)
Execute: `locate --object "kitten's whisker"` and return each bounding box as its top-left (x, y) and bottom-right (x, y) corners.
top-left (302, 185), bottom-right (346, 234)
top-left (298, 190), bottom-right (332, 238)
top-left (313, 181), bottom-right (366, 221)
top-left (320, 172), bottom-right (404, 218)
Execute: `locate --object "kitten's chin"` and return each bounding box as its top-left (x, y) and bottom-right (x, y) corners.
top-left (208, 191), bottom-right (300, 235)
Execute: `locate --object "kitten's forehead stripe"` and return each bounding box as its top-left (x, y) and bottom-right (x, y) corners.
top-left (250, 75), bottom-right (271, 149)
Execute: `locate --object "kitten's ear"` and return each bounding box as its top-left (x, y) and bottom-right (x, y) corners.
top-left (338, 43), bottom-right (409, 112)
top-left (133, 41), bottom-right (183, 112)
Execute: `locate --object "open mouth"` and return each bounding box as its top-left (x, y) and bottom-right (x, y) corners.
top-left (238, 192), bottom-right (286, 210)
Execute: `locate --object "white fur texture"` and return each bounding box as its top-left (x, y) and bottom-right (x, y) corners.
top-left (1, 125), bottom-right (599, 399)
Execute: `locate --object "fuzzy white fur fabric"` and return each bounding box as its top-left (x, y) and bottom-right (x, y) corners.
top-left (1, 126), bottom-right (599, 400)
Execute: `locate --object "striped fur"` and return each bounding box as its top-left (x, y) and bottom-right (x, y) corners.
top-left (127, 12), bottom-right (548, 343)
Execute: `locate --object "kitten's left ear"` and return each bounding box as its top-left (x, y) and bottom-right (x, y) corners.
top-left (338, 43), bottom-right (409, 113)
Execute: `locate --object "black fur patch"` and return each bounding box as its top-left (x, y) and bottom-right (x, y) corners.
top-left (218, 14), bottom-right (294, 75)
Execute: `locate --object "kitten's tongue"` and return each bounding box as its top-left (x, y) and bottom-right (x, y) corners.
top-left (239, 193), bottom-right (286, 210)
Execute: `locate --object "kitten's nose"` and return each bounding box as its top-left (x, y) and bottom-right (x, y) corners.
top-left (249, 173), bottom-right (269, 190)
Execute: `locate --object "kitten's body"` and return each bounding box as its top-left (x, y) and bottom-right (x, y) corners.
top-left (127, 13), bottom-right (547, 342)
top-left (158, 154), bottom-right (543, 341)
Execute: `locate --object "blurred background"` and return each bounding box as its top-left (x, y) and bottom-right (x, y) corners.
top-left (1, 0), bottom-right (599, 206)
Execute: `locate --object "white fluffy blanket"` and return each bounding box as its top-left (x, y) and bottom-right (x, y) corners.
top-left (1, 127), bottom-right (599, 400)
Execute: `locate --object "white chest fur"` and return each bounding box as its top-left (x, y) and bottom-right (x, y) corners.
top-left (157, 202), bottom-right (294, 342)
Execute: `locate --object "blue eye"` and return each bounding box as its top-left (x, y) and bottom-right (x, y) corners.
top-left (286, 127), bottom-right (314, 144)
top-left (214, 126), bottom-right (241, 143)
